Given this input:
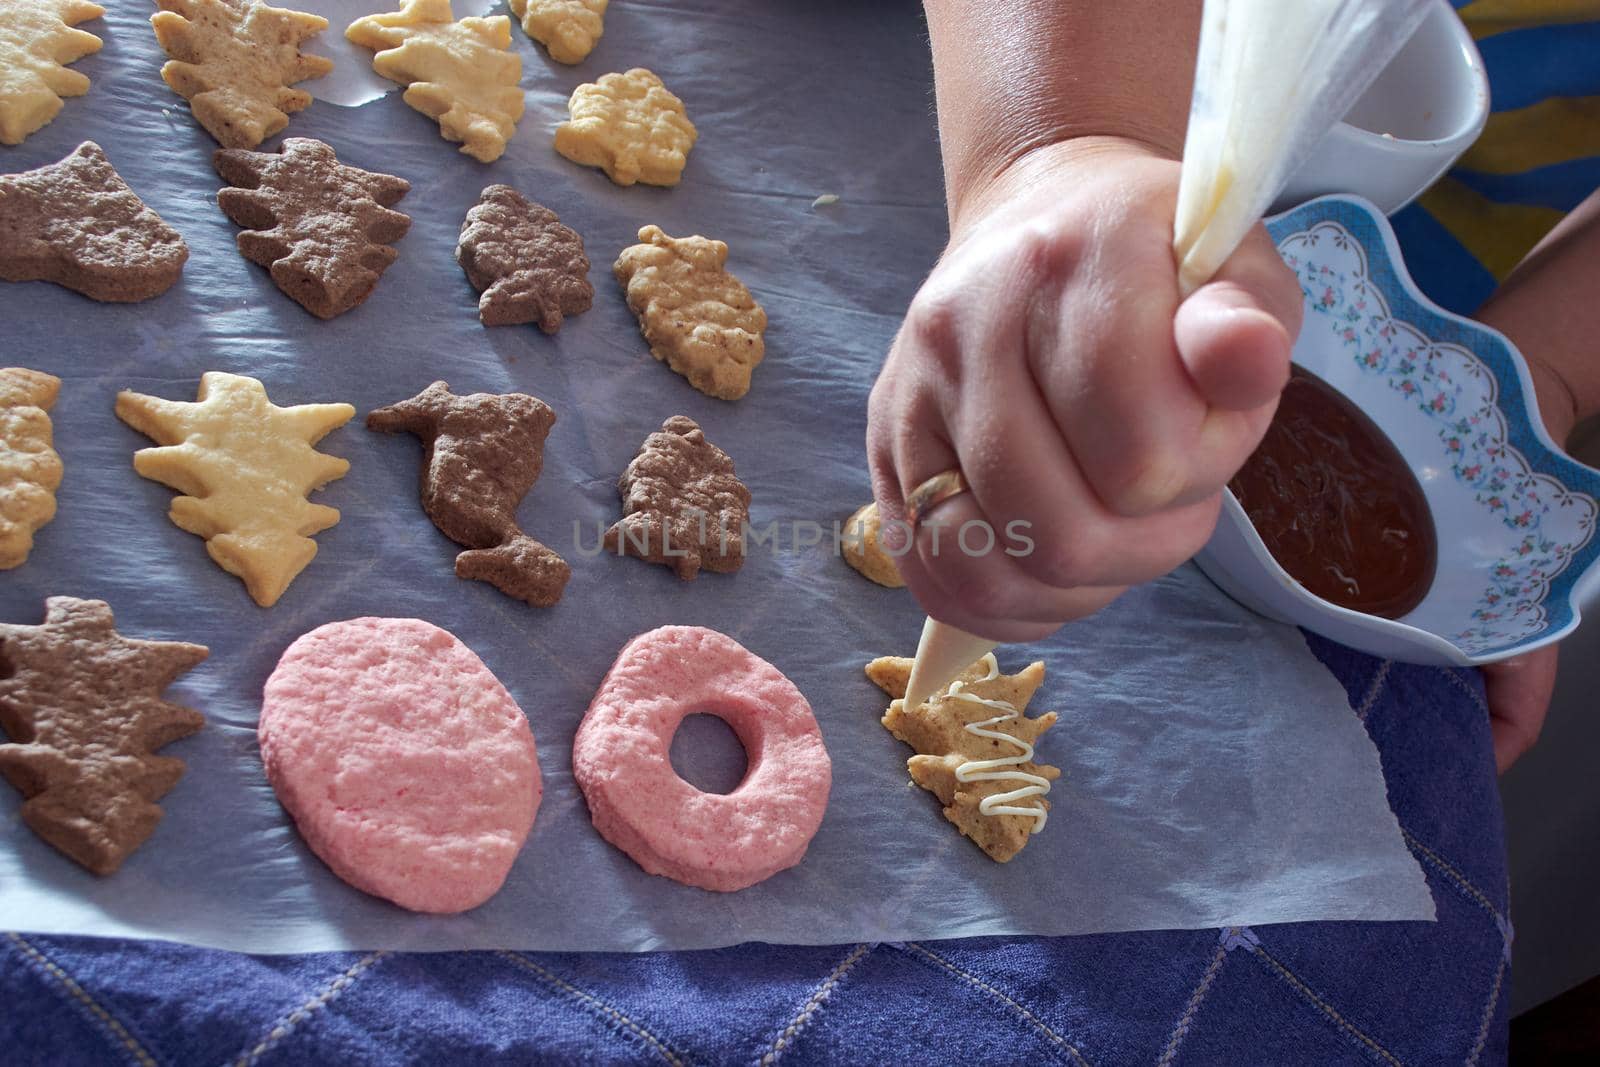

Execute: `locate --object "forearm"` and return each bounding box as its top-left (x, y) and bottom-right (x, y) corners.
top-left (924, 0), bottom-right (1201, 227)
top-left (1475, 189), bottom-right (1600, 445)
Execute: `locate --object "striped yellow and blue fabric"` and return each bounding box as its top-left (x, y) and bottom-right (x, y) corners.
top-left (1390, 0), bottom-right (1600, 314)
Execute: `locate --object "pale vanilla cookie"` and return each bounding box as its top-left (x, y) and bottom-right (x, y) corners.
top-left (866, 652), bottom-right (1060, 863)
top-left (614, 226), bottom-right (766, 400)
top-left (0, 0), bottom-right (103, 146)
top-left (347, 0), bottom-right (524, 163)
top-left (842, 501), bottom-right (904, 588)
top-left (0, 369), bottom-right (62, 570)
top-left (508, 0), bottom-right (606, 65)
top-left (151, 0), bottom-right (334, 149)
top-left (115, 372), bottom-right (355, 608)
top-left (555, 68), bottom-right (695, 186)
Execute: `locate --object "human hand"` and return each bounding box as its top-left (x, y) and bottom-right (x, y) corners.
top-left (1482, 646), bottom-right (1559, 773)
top-left (867, 137), bottom-right (1303, 642)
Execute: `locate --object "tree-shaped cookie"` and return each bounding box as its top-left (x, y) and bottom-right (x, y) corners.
top-left (0, 368), bottom-right (63, 570)
top-left (115, 372), bottom-right (355, 608)
top-left (0, 142), bottom-right (190, 302)
top-left (346, 0), bottom-right (524, 163)
top-left (508, 0), bottom-right (606, 65)
top-left (456, 184), bottom-right (592, 332)
top-left (614, 225), bottom-right (767, 400)
top-left (0, 0), bottom-right (104, 145)
top-left (151, 0), bottom-right (334, 149)
top-left (367, 381), bottom-right (570, 606)
top-left (213, 137), bottom-right (411, 319)
top-left (605, 416), bottom-right (749, 580)
top-left (866, 653), bottom-right (1060, 863)
top-left (555, 68), bottom-right (695, 186)
top-left (0, 597), bottom-right (207, 875)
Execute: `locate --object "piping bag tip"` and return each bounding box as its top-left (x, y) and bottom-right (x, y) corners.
top-left (904, 617), bottom-right (998, 710)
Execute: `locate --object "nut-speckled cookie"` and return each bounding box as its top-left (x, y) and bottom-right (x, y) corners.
top-left (151, 0), bottom-right (334, 149)
top-left (866, 653), bottom-right (1059, 863)
top-left (614, 226), bottom-right (765, 400)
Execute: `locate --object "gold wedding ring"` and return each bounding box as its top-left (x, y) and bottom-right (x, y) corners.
top-left (904, 468), bottom-right (969, 527)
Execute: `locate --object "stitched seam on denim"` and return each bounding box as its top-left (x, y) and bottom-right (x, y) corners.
top-left (230, 950), bottom-right (386, 1067)
top-left (1439, 668), bottom-right (1489, 716)
top-left (1400, 827), bottom-right (1508, 931)
top-left (1355, 661), bottom-right (1392, 723)
top-left (1155, 943), bottom-right (1229, 1067)
top-left (1249, 945), bottom-right (1402, 1066)
top-left (1465, 954), bottom-right (1507, 1067)
top-left (496, 951), bottom-right (688, 1067)
top-left (760, 943), bottom-right (873, 1065)
top-left (5, 933), bottom-right (159, 1067)
top-left (901, 943), bottom-right (1092, 1067)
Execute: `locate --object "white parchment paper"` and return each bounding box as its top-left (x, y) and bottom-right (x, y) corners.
top-left (0, 0), bottom-right (1433, 952)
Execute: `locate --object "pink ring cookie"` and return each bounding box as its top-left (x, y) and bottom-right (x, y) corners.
top-left (260, 617), bottom-right (541, 913)
top-left (573, 625), bottom-right (831, 891)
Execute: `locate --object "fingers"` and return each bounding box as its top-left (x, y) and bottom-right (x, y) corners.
top-left (1482, 646), bottom-right (1559, 773)
top-left (1175, 226), bottom-right (1301, 411)
top-left (1029, 224), bottom-right (1296, 520)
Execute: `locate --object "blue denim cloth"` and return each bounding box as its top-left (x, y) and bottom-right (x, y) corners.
top-left (0, 637), bottom-right (1510, 1065)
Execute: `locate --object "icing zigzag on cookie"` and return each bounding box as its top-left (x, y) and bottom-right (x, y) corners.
top-left (867, 653), bottom-right (1060, 863)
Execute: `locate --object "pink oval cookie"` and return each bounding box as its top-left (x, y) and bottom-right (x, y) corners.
top-left (573, 625), bottom-right (831, 891)
top-left (259, 617), bottom-right (540, 913)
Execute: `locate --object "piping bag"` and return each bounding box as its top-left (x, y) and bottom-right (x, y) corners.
top-left (903, 0), bottom-right (1434, 711)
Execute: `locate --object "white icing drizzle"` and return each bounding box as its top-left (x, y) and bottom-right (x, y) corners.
top-left (943, 653), bottom-right (1050, 833)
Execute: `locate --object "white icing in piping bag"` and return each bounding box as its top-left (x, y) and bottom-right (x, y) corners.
top-left (903, 0), bottom-right (1433, 708)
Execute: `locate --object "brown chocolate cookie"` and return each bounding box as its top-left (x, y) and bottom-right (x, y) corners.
top-left (367, 381), bottom-right (571, 607)
top-left (604, 415), bottom-right (749, 580)
top-left (0, 597), bottom-right (208, 875)
top-left (213, 137), bottom-right (411, 319)
top-left (456, 184), bottom-right (592, 332)
top-left (0, 142), bottom-right (189, 302)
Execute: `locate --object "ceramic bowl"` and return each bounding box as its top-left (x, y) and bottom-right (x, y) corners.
top-left (1275, 0), bottom-right (1490, 215)
top-left (1195, 196), bottom-right (1600, 666)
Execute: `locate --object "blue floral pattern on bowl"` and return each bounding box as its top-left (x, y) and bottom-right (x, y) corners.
top-left (1258, 203), bottom-right (1600, 658)
top-left (1281, 230), bottom-right (1596, 651)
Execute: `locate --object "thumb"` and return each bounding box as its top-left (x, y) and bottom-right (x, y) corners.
top-left (1174, 233), bottom-right (1302, 411)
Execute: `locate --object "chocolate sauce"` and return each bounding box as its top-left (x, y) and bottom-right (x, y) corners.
top-left (1229, 366), bottom-right (1436, 619)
